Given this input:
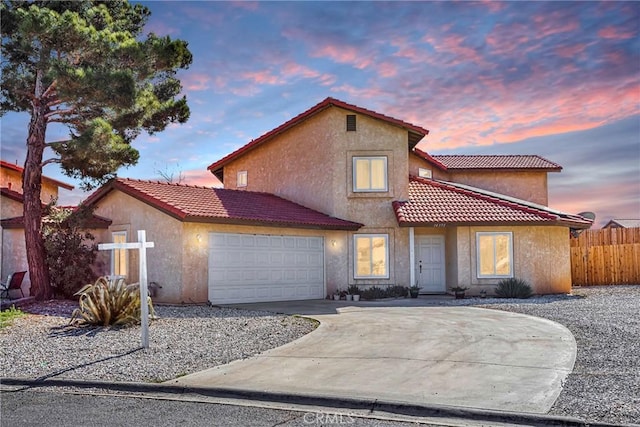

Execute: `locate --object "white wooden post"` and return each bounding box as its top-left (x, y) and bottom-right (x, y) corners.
top-left (98, 230), bottom-right (155, 348)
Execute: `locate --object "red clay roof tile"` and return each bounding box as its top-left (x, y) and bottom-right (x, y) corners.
top-left (393, 176), bottom-right (592, 228)
top-left (84, 178), bottom-right (363, 230)
top-left (429, 155), bottom-right (562, 171)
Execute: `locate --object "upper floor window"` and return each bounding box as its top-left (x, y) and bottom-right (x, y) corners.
top-left (476, 232), bottom-right (513, 278)
top-left (354, 234), bottom-right (389, 278)
top-left (353, 156), bottom-right (387, 192)
top-left (418, 168), bottom-right (432, 179)
top-left (237, 171), bottom-right (247, 187)
top-left (346, 114), bottom-right (357, 131)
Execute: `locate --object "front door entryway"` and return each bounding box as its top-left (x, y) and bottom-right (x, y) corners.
top-left (415, 235), bottom-right (446, 293)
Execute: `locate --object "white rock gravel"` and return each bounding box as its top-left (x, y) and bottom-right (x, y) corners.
top-left (0, 302), bottom-right (317, 383)
top-left (473, 286), bottom-right (640, 425)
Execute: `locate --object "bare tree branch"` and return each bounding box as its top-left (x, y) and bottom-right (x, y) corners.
top-left (41, 80), bottom-right (57, 99)
top-left (41, 158), bottom-right (61, 167)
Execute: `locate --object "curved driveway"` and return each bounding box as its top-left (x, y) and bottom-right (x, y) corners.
top-left (169, 302), bottom-right (576, 414)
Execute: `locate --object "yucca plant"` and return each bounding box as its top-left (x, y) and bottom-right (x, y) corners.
top-left (495, 278), bottom-right (533, 299)
top-left (70, 276), bottom-right (156, 327)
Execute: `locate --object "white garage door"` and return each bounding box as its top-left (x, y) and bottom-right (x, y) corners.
top-left (208, 233), bottom-right (325, 304)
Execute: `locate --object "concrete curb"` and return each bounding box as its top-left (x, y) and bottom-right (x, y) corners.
top-left (0, 377), bottom-right (628, 427)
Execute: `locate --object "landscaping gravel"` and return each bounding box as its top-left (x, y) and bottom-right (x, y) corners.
top-left (476, 286), bottom-right (640, 425)
top-left (0, 302), bottom-right (317, 383)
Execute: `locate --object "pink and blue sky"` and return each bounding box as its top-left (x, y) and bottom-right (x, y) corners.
top-left (1, 1), bottom-right (638, 227)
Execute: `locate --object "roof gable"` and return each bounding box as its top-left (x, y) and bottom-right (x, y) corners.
top-left (393, 176), bottom-right (592, 228)
top-left (207, 97), bottom-right (429, 180)
top-left (84, 178), bottom-right (363, 230)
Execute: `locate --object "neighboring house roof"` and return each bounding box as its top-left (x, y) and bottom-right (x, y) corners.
top-left (0, 186), bottom-right (24, 203)
top-left (84, 178), bottom-right (363, 230)
top-left (602, 219), bottom-right (640, 229)
top-left (0, 215), bottom-right (112, 229)
top-left (207, 97), bottom-right (429, 181)
top-left (392, 176), bottom-right (593, 228)
top-left (413, 152), bottom-right (562, 171)
top-left (0, 160), bottom-right (75, 190)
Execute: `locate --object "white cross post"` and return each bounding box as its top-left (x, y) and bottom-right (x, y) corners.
top-left (98, 230), bottom-right (155, 348)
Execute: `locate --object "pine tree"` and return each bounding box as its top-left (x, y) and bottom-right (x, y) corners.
top-left (1, 0), bottom-right (192, 299)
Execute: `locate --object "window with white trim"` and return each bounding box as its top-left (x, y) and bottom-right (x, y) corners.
top-left (418, 168), bottom-right (432, 179)
top-left (476, 232), bottom-right (513, 278)
top-left (111, 231), bottom-right (128, 277)
top-left (237, 171), bottom-right (247, 187)
top-left (353, 157), bottom-right (387, 192)
top-left (354, 234), bottom-right (389, 278)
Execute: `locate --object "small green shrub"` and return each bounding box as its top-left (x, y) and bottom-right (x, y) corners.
top-left (360, 285), bottom-right (410, 300)
top-left (70, 276), bottom-right (156, 327)
top-left (495, 278), bottom-right (533, 299)
top-left (0, 305), bottom-right (25, 329)
top-left (43, 204), bottom-right (99, 298)
top-left (347, 285), bottom-right (360, 295)
top-left (388, 285), bottom-right (410, 298)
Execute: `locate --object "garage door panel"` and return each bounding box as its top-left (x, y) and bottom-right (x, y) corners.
top-left (209, 233), bottom-right (325, 304)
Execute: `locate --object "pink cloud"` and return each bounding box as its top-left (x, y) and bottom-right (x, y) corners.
top-left (423, 34), bottom-right (486, 66)
top-left (182, 73), bottom-right (212, 91)
top-left (598, 26), bottom-right (636, 40)
top-left (242, 70), bottom-right (282, 85)
top-left (181, 168), bottom-right (222, 188)
top-left (378, 62), bottom-right (398, 78)
top-left (555, 43), bottom-right (588, 58)
top-left (313, 44), bottom-right (373, 69)
top-left (532, 13), bottom-right (579, 38)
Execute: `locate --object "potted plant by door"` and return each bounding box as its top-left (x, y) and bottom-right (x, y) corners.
top-left (409, 284), bottom-right (421, 298)
top-left (348, 285), bottom-right (361, 302)
top-left (450, 286), bottom-right (470, 299)
top-left (333, 288), bottom-right (342, 301)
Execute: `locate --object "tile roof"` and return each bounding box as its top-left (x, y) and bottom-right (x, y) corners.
top-left (1, 187), bottom-right (24, 203)
top-left (1, 160), bottom-right (75, 190)
top-left (429, 155), bottom-right (562, 171)
top-left (0, 212), bottom-right (112, 230)
top-left (207, 97), bottom-right (429, 180)
top-left (84, 178), bottom-right (363, 230)
top-left (393, 176), bottom-right (593, 228)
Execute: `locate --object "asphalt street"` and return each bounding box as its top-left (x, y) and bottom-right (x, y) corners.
top-left (0, 390), bottom-right (503, 427)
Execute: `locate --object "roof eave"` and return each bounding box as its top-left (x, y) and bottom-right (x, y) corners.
top-left (183, 215), bottom-right (363, 231)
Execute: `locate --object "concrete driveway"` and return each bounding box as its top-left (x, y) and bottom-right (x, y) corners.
top-left (168, 300), bottom-right (576, 414)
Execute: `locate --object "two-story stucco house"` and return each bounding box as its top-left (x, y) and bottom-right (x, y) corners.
top-left (84, 97), bottom-right (592, 304)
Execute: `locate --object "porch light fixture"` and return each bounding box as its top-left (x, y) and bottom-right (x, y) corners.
top-left (196, 234), bottom-right (202, 243)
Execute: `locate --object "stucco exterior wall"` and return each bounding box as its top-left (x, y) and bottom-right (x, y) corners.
top-left (1, 228), bottom-right (30, 295)
top-left (1, 196), bottom-right (23, 219)
top-left (453, 225), bottom-right (571, 295)
top-left (447, 171), bottom-right (549, 205)
top-left (91, 191), bottom-right (184, 303)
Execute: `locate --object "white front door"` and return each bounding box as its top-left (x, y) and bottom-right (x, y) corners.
top-left (415, 235), bottom-right (446, 293)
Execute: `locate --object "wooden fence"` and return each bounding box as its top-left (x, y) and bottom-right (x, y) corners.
top-left (570, 227), bottom-right (640, 286)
